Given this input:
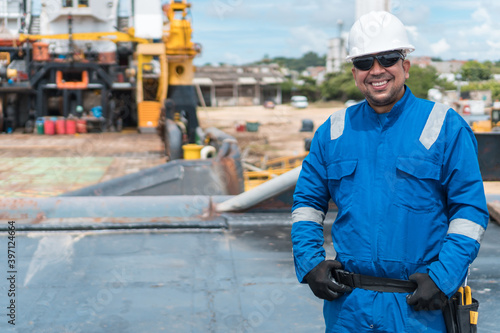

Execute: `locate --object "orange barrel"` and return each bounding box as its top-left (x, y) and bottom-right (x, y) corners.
top-left (33, 42), bottom-right (50, 61)
top-left (55, 118), bottom-right (66, 135)
top-left (66, 119), bottom-right (76, 135)
top-left (76, 119), bottom-right (87, 133)
top-left (44, 118), bottom-right (55, 135)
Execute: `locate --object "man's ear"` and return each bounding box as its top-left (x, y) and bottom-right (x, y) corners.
top-left (403, 60), bottom-right (411, 80)
top-left (351, 67), bottom-right (357, 86)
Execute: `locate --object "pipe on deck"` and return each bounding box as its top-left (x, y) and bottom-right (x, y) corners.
top-left (216, 166), bottom-right (301, 213)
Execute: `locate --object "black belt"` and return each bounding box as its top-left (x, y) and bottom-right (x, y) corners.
top-left (334, 269), bottom-right (417, 293)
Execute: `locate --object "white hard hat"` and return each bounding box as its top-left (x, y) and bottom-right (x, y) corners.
top-left (346, 11), bottom-right (415, 61)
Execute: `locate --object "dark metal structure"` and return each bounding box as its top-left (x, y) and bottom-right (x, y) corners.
top-left (30, 62), bottom-right (114, 120)
top-left (476, 132), bottom-right (500, 181)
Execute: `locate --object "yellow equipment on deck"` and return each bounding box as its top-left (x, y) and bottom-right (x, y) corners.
top-left (137, 0), bottom-right (201, 132)
top-left (471, 107), bottom-right (500, 133)
top-left (18, 29), bottom-right (149, 45)
top-left (136, 43), bottom-right (168, 131)
top-left (244, 153), bottom-right (308, 191)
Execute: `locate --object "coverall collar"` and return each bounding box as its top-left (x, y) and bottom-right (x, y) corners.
top-left (365, 85), bottom-right (416, 125)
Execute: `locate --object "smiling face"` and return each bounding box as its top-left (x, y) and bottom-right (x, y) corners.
top-left (351, 54), bottom-right (411, 114)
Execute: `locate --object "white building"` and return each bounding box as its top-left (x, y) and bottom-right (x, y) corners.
top-left (0, 0), bottom-right (162, 53)
top-left (0, 0), bottom-right (26, 38)
top-left (326, 37), bottom-right (347, 73)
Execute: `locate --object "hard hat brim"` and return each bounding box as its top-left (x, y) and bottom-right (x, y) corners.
top-left (346, 46), bottom-right (415, 62)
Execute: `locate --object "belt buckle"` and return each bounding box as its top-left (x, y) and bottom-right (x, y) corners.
top-left (334, 269), bottom-right (355, 287)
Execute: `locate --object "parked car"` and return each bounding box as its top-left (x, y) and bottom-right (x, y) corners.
top-left (291, 95), bottom-right (309, 109)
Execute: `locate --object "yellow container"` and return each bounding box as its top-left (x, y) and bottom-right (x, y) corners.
top-left (138, 101), bottom-right (161, 129)
top-left (182, 144), bottom-right (204, 160)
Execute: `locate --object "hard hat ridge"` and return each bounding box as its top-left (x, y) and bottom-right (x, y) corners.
top-left (346, 11), bottom-right (415, 61)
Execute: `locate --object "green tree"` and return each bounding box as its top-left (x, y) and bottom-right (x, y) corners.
top-left (320, 64), bottom-right (364, 101)
top-left (255, 52), bottom-right (326, 73)
top-left (300, 52), bottom-right (325, 69)
top-left (280, 77), bottom-right (322, 103)
top-left (490, 60), bottom-right (500, 75)
top-left (460, 60), bottom-right (491, 81)
top-left (406, 65), bottom-right (442, 99)
top-left (298, 76), bottom-right (322, 102)
top-left (280, 79), bottom-right (295, 102)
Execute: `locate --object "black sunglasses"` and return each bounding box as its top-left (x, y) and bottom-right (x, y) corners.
top-left (352, 51), bottom-right (404, 71)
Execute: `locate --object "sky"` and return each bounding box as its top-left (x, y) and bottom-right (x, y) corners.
top-left (183, 0), bottom-right (500, 66)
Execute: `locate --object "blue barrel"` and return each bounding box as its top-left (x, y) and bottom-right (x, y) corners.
top-left (35, 117), bottom-right (45, 134)
top-left (91, 106), bottom-right (102, 118)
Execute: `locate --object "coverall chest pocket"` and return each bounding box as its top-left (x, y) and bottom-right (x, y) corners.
top-left (327, 159), bottom-right (358, 209)
top-left (395, 157), bottom-right (441, 212)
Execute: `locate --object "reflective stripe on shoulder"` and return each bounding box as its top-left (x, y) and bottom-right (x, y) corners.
top-left (292, 207), bottom-right (325, 226)
top-left (448, 218), bottom-right (485, 243)
top-left (330, 108), bottom-right (346, 140)
top-left (419, 102), bottom-right (449, 150)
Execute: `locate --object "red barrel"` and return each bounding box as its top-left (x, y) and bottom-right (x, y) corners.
top-left (66, 119), bottom-right (76, 135)
top-left (76, 119), bottom-right (87, 133)
top-left (55, 118), bottom-right (66, 135)
top-left (44, 119), bottom-right (55, 135)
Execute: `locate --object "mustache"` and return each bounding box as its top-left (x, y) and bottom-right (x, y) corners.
top-left (368, 75), bottom-right (393, 81)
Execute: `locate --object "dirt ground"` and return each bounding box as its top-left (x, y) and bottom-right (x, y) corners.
top-left (0, 103), bottom-right (342, 196)
top-left (198, 102), bottom-right (345, 165)
top-left (0, 102), bottom-right (499, 196)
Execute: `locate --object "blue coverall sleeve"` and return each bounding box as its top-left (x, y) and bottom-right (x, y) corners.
top-left (291, 127), bottom-right (331, 283)
top-left (429, 122), bottom-right (489, 297)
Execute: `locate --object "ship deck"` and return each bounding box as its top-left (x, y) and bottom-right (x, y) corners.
top-left (1, 211), bottom-right (499, 332)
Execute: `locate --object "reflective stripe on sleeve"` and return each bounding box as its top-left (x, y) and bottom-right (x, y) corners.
top-left (292, 207), bottom-right (325, 226)
top-left (419, 102), bottom-right (449, 150)
top-left (330, 108), bottom-right (346, 140)
top-left (448, 218), bottom-right (485, 243)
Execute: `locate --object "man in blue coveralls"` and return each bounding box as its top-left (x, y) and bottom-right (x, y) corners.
top-left (291, 11), bottom-right (489, 332)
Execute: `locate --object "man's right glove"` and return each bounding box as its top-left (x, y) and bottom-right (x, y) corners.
top-left (304, 260), bottom-right (352, 301)
top-left (406, 273), bottom-right (448, 311)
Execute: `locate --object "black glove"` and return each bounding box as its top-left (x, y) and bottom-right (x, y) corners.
top-left (304, 260), bottom-right (352, 301)
top-left (406, 273), bottom-right (448, 311)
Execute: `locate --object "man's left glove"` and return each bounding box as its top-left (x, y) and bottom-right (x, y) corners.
top-left (304, 260), bottom-right (352, 301)
top-left (406, 273), bottom-right (448, 311)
